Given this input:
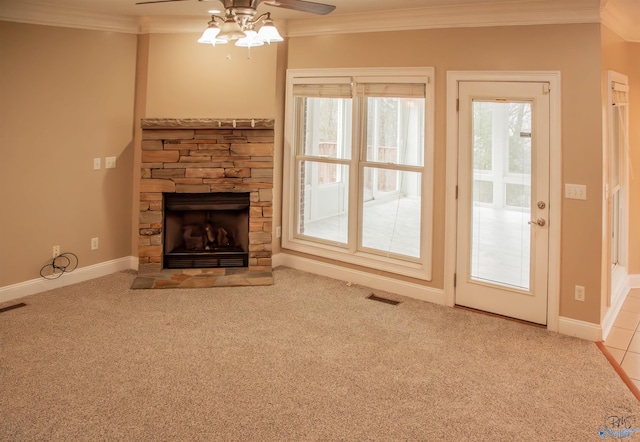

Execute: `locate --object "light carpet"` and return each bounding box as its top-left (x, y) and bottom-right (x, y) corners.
top-left (0, 267), bottom-right (638, 441)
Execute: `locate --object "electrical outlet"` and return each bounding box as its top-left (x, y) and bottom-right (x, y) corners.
top-left (276, 226), bottom-right (281, 238)
top-left (52, 245), bottom-right (60, 258)
top-left (105, 156), bottom-right (116, 169)
top-left (91, 237), bottom-right (99, 250)
top-left (575, 285), bottom-right (585, 302)
top-left (93, 158), bottom-right (101, 170)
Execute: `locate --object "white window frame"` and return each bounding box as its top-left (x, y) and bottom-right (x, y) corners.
top-left (607, 70), bottom-right (630, 305)
top-left (282, 68), bottom-right (435, 281)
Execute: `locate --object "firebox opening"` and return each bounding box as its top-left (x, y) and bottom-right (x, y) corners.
top-left (163, 193), bottom-right (250, 269)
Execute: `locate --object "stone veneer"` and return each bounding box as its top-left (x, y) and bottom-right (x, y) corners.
top-left (137, 118), bottom-right (273, 282)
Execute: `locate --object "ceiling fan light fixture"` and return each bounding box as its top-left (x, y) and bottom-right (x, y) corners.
top-left (194, 0), bottom-right (332, 50)
top-left (235, 30), bottom-right (265, 47)
top-left (218, 17), bottom-right (246, 41)
top-left (256, 18), bottom-right (283, 44)
top-left (198, 22), bottom-right (228, 46)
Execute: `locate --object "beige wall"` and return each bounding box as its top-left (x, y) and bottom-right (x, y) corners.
top-left (272, 41), bottom-right (289, 256)
top-left (626, 41), bottom-right (640, 276)
top-left (0, 21), bottom-right (137, 287)
top-left (287, 24), bottom-right (604, 323)
top-left (131, 34), bottom-right (150, 256)
top-left (144, 33), bottom-right (278, 119)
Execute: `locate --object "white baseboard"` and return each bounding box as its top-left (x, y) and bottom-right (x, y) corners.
top-left (601, 273), bottom-right (631, 340)
top-left (557, 316), bottom-right (602, 341)
top-left (272, 252), bottom-right (445, 305)
top-left (0, 256), bottom-right (137, 304)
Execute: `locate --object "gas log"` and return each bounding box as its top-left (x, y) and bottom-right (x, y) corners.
top-left (183, 223), bottom-right (237, 251)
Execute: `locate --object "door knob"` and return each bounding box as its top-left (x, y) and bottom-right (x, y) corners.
top-left (528, 218), bottom-right (546, 227)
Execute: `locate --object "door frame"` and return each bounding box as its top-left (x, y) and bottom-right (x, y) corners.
top-left (444, 71), bottom-right (561, 332)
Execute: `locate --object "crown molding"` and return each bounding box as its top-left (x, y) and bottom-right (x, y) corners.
top-left (0, 0), bottom-right (139, 33)
top-left (285, 0), bottom-right (602, 37)
top-left (138, 16), bottom-right (203, 34)
top-left (600, 0), bottom-right (640, 42)
top-left (2, 0), bottom-right (638, 42)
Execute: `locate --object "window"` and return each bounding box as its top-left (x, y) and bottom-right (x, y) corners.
top-left (607, 71), bottom-right (629, 294)
top-left (283, 68), bottom-right (435, 280)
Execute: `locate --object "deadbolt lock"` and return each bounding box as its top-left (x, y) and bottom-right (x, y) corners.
top-left (537, 201), bottom-right (546, 210)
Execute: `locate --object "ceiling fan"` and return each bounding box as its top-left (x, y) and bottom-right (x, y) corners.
top-left (135, 0), bottom-right (336, 48)
top-left (135, 0), bottom-right (336, 16)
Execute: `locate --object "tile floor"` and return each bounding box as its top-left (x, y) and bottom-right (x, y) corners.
top-left (603, 288), bottom-right (640, 389)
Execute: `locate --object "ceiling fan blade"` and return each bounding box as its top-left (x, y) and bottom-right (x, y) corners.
top-left (136, 0), bottom-right (211, 4)
top-left (263, 0), bottom-right (335, 15)
top-left (136, 0), bottom-right (190, 4)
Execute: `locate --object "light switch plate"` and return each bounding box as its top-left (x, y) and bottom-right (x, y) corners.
top-left (105, 156), bottom-right (116, 169)
top-left (565, 183), bottom-right (586, 200)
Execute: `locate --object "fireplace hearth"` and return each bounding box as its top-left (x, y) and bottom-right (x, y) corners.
top-left (135, 118), bottom-right (274, 288)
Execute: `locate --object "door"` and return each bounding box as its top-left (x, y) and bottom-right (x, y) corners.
top-left (456, 81), bottom-right (550, 325)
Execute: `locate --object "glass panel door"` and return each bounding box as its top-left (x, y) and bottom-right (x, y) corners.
top-left (455, 81), bottom-right (549, 325)
top-left (470, 101), bottom-right (532, 290)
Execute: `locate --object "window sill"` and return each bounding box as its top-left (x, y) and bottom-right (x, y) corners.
top-left (282, 237), bottom-right (432, 282)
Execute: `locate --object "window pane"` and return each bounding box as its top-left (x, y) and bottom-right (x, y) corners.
top-left (473, 180), bottom-right (493, 204)
top-left (366, 97), bottom-right (424, 167)
top-left (611, 107), bottom-right (621, 189)
top-left (297, 160), bottom-right (349, 244)
top-left (361, 168), bottom-right (421, 259)
top-left (612, 190), bottom-right (620, 267)
top-left (507, 103), bottom-right (532, 174)
top-left (295, 97), bottom-right (352, 159)
top-left (472, 102), bottom-right (493, 171)
top-left (505, 183), bottom-right (531, 208)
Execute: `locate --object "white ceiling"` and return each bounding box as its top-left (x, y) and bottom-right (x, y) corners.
top-left (1, 0), bottom-right (639, 41)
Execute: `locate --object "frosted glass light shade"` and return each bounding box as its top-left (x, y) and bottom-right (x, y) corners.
top-left (236, 30), bottom-right (264, 47)
top-left (256, 19), bottom-right (283, 44)
top-left (198, 24), bottom-right (227, 45)
top-left (218, 17), bottom-right (246, 41)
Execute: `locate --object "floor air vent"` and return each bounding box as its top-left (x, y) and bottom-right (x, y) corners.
top-left (0, 302), bottom-right (27, 314)
top-left (367, 293), bottom-right (401, 305)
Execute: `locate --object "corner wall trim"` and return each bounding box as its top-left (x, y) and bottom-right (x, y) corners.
top-left (558, 316), bottom-right (602, 341)
top-left (0, 256), bottom-right (137, 304)
top-left (272, 253), bottom-right (445, 305)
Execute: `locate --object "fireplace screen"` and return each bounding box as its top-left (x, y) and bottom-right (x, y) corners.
top-left (163, 193), bottom-right (249, 269)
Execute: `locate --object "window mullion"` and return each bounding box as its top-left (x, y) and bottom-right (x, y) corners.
top-left (360, 161), bottom-right (422, 173)
top-left (295, 155), bottom-right (349, 164)
top-left (350, 88), bottom-right (364, 254)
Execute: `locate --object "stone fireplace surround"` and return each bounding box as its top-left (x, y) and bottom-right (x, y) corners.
top-left (134, 118), bottom-right (274, 288)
